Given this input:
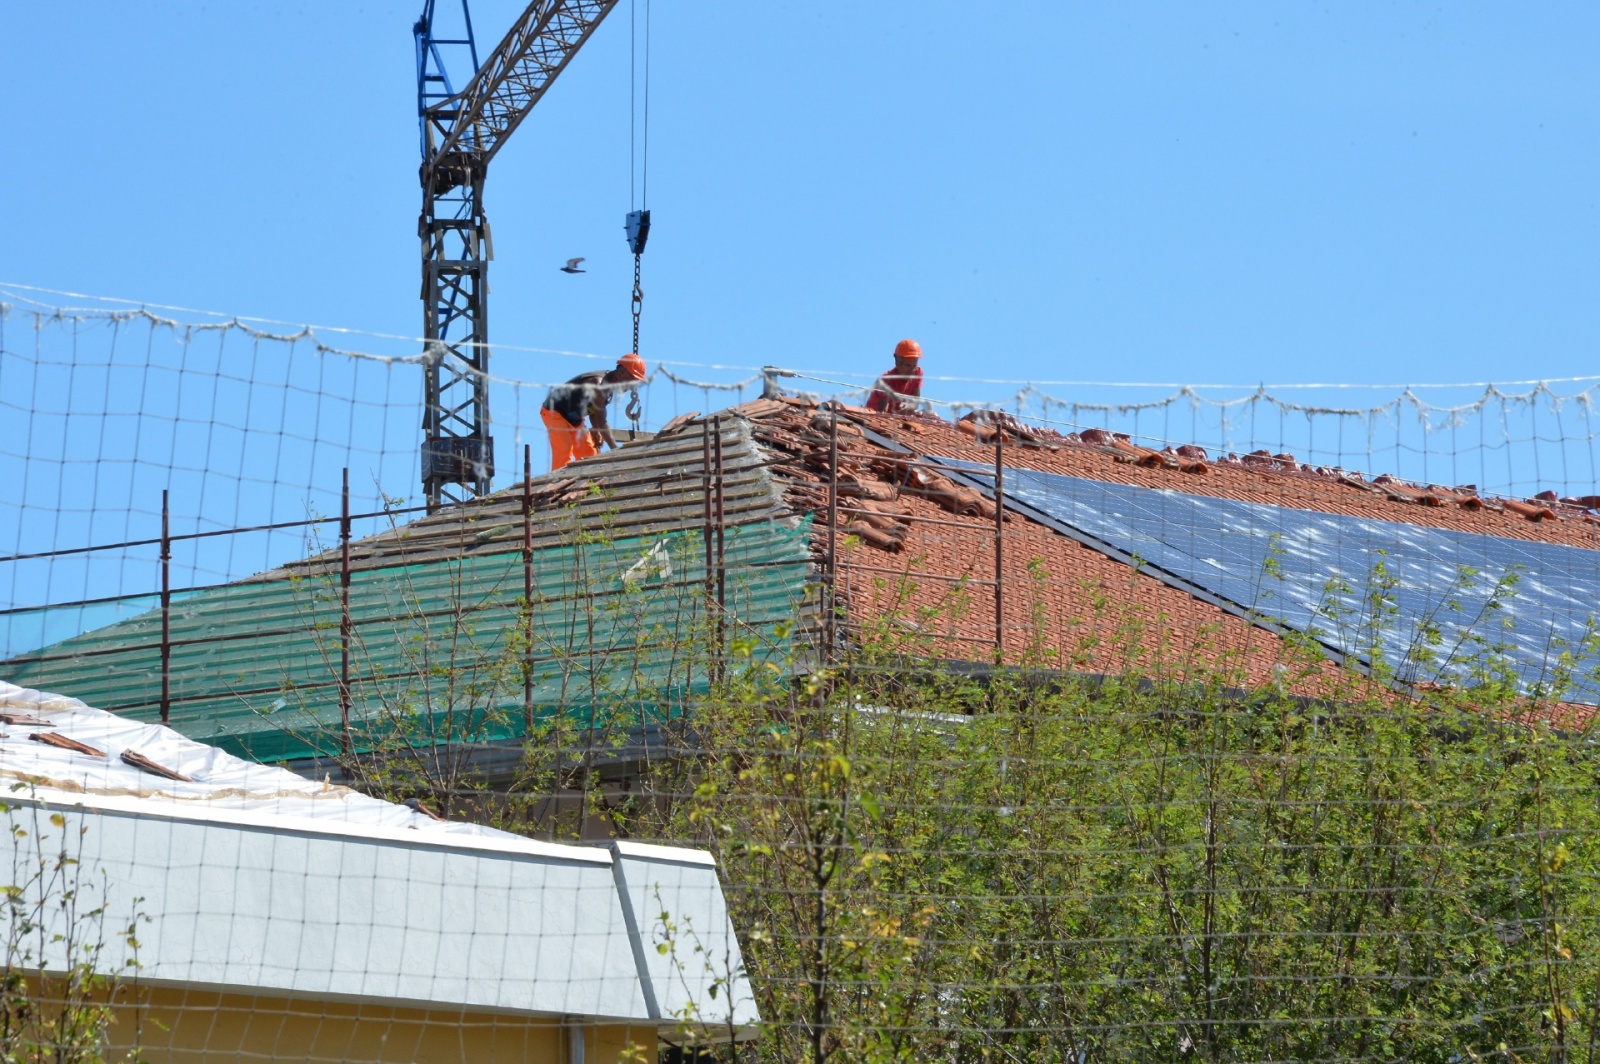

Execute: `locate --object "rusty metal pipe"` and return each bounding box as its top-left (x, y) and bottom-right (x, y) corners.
top-left (994, 435), bottom-right (1004, 664)
top-left (713, 415), bottom-right (727, 679)
top-left (523, 444), bottom-right (535, 733)
top-left (160, 490), bottom-right (171, 725)
top-left (826, 405), bottom-right (839, 663)
top-left (339, 467), bottom-right (352, 758)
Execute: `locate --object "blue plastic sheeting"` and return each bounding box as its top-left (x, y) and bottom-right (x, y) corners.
top-left (947, 462), bottom-right (1600, 703)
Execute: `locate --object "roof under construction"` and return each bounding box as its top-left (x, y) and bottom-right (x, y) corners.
top-left (6, 395), bottom-right (1600, 760)
top-left (4, 418), bottom-right (814, 761)
top-left (749, 397), bottom-right (1600, 712)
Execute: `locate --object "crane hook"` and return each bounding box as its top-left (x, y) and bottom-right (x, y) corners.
top-left (625, 388), bottom-right (643, 438)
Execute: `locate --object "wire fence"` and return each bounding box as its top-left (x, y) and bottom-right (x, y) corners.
top-left (5, 290), bottom-right (1600, 1062)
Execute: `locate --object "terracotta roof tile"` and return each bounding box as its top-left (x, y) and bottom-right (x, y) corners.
top-left (855, 411), bottom-right (1600, 551)
top-left (730, 399), bottom-right (1598, 714)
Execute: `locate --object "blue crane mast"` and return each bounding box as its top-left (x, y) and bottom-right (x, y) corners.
top-left (414, 0), bottom-right (621, 509)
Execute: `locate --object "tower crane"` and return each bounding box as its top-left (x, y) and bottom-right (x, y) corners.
top-left (414, 0), bottom-right (621, 509)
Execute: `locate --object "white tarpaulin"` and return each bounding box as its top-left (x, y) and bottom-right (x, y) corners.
top-left (0, 681), bottom-right (757, 1033)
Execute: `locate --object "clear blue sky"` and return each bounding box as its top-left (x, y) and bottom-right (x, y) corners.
top-left (6, 2), bottom-right (1599, 399)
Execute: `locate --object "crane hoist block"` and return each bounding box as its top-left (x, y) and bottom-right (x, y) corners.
top-left (625, 209), bottom-right (651, 256)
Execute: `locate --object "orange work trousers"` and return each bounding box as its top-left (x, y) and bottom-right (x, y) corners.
top-left (542, 407), bottom-right (599, 470)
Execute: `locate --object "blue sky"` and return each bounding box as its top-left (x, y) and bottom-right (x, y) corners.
top-left (6, 2), bottom-right (1598, 397)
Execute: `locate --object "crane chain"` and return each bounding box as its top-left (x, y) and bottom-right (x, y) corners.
top-left (629, 253), bottom-right (645, 435)
top-left (631, 254), bottom-right (643, 359)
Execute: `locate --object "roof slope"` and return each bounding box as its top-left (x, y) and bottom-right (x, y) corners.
top-left (740, 399), bottom-right (1600, 706)
top-left (4, 420), bottom-right (815, 761)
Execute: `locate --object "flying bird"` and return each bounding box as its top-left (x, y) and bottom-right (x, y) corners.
top-left (560, 257), bottom-right (586, 274)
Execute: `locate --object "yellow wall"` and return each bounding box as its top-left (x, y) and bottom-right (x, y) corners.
top-left (87, 986), bottom-right (656, 1064)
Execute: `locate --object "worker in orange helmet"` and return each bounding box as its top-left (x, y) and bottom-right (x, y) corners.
top-left (540, 352), bottom-right (647, 470)
top-left (866, 338), bottom-right (924, 414)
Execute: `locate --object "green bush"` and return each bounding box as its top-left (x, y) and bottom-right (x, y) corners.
top-left (666, 663), bottom-right (1600, 1063)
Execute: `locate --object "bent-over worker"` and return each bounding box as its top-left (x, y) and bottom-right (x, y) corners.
top-left (866, 339), bottom-right (923, 414)
top-left (541, 352), bottom-right (647, 470)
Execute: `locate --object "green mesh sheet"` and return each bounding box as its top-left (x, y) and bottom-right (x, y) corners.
top-left (4, 519), bottom-right (813, 762)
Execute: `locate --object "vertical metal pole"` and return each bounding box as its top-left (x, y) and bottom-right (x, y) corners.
top-left (159, 490), bottom-right (171, 726)
top-left (339, 467), bottom-right (352, 759)
top-left (825, 406), bottom-right (839, 663)
top-left (701, 419), bottom-right (714, 602)
top-left (566, 1018), bottom-right (588, 1064)
top-left (712, 416), bottom-right (727, 680)
top-left (994, 435), bottom-right (1005, 665)
top-left (701, 420), bottom-right (715, 682)
top-left (523, 444), bottom-right (535, 733)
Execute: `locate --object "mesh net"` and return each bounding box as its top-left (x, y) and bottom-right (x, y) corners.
top-left (5, 288), bottom-right (1600, 1062)
top-left (788, 370), bottom-right (1600, 503)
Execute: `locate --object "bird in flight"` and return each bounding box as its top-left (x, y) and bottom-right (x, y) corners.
top-left (560, 257), bottom-right (586, 274)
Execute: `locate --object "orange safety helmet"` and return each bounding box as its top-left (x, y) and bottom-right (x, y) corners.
top-left (894, 338), bottom-right (922, 361)
top-left (616, 352), bottom-right (647, 381)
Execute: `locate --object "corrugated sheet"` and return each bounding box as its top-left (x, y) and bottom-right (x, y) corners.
top-left (5, 420), bottom-right (816, 762)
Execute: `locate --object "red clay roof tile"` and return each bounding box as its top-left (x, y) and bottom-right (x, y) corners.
top-left (733, 400), bottom-right (1598, 715)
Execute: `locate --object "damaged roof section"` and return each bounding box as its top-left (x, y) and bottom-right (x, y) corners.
top-left (924, 412), bottom-right (1600, 543)
top-left (738, 400), bottom-right (1001, 555)
top-left (728, 398), bottom-right (1349, 694)
top-left (731, 397), bottom-right (1600, 709)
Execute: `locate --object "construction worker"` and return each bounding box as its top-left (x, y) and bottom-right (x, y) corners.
top-left (866, 339), bottom-right (923, 414)
top-left (541, 352), bottom-right (647, 470)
